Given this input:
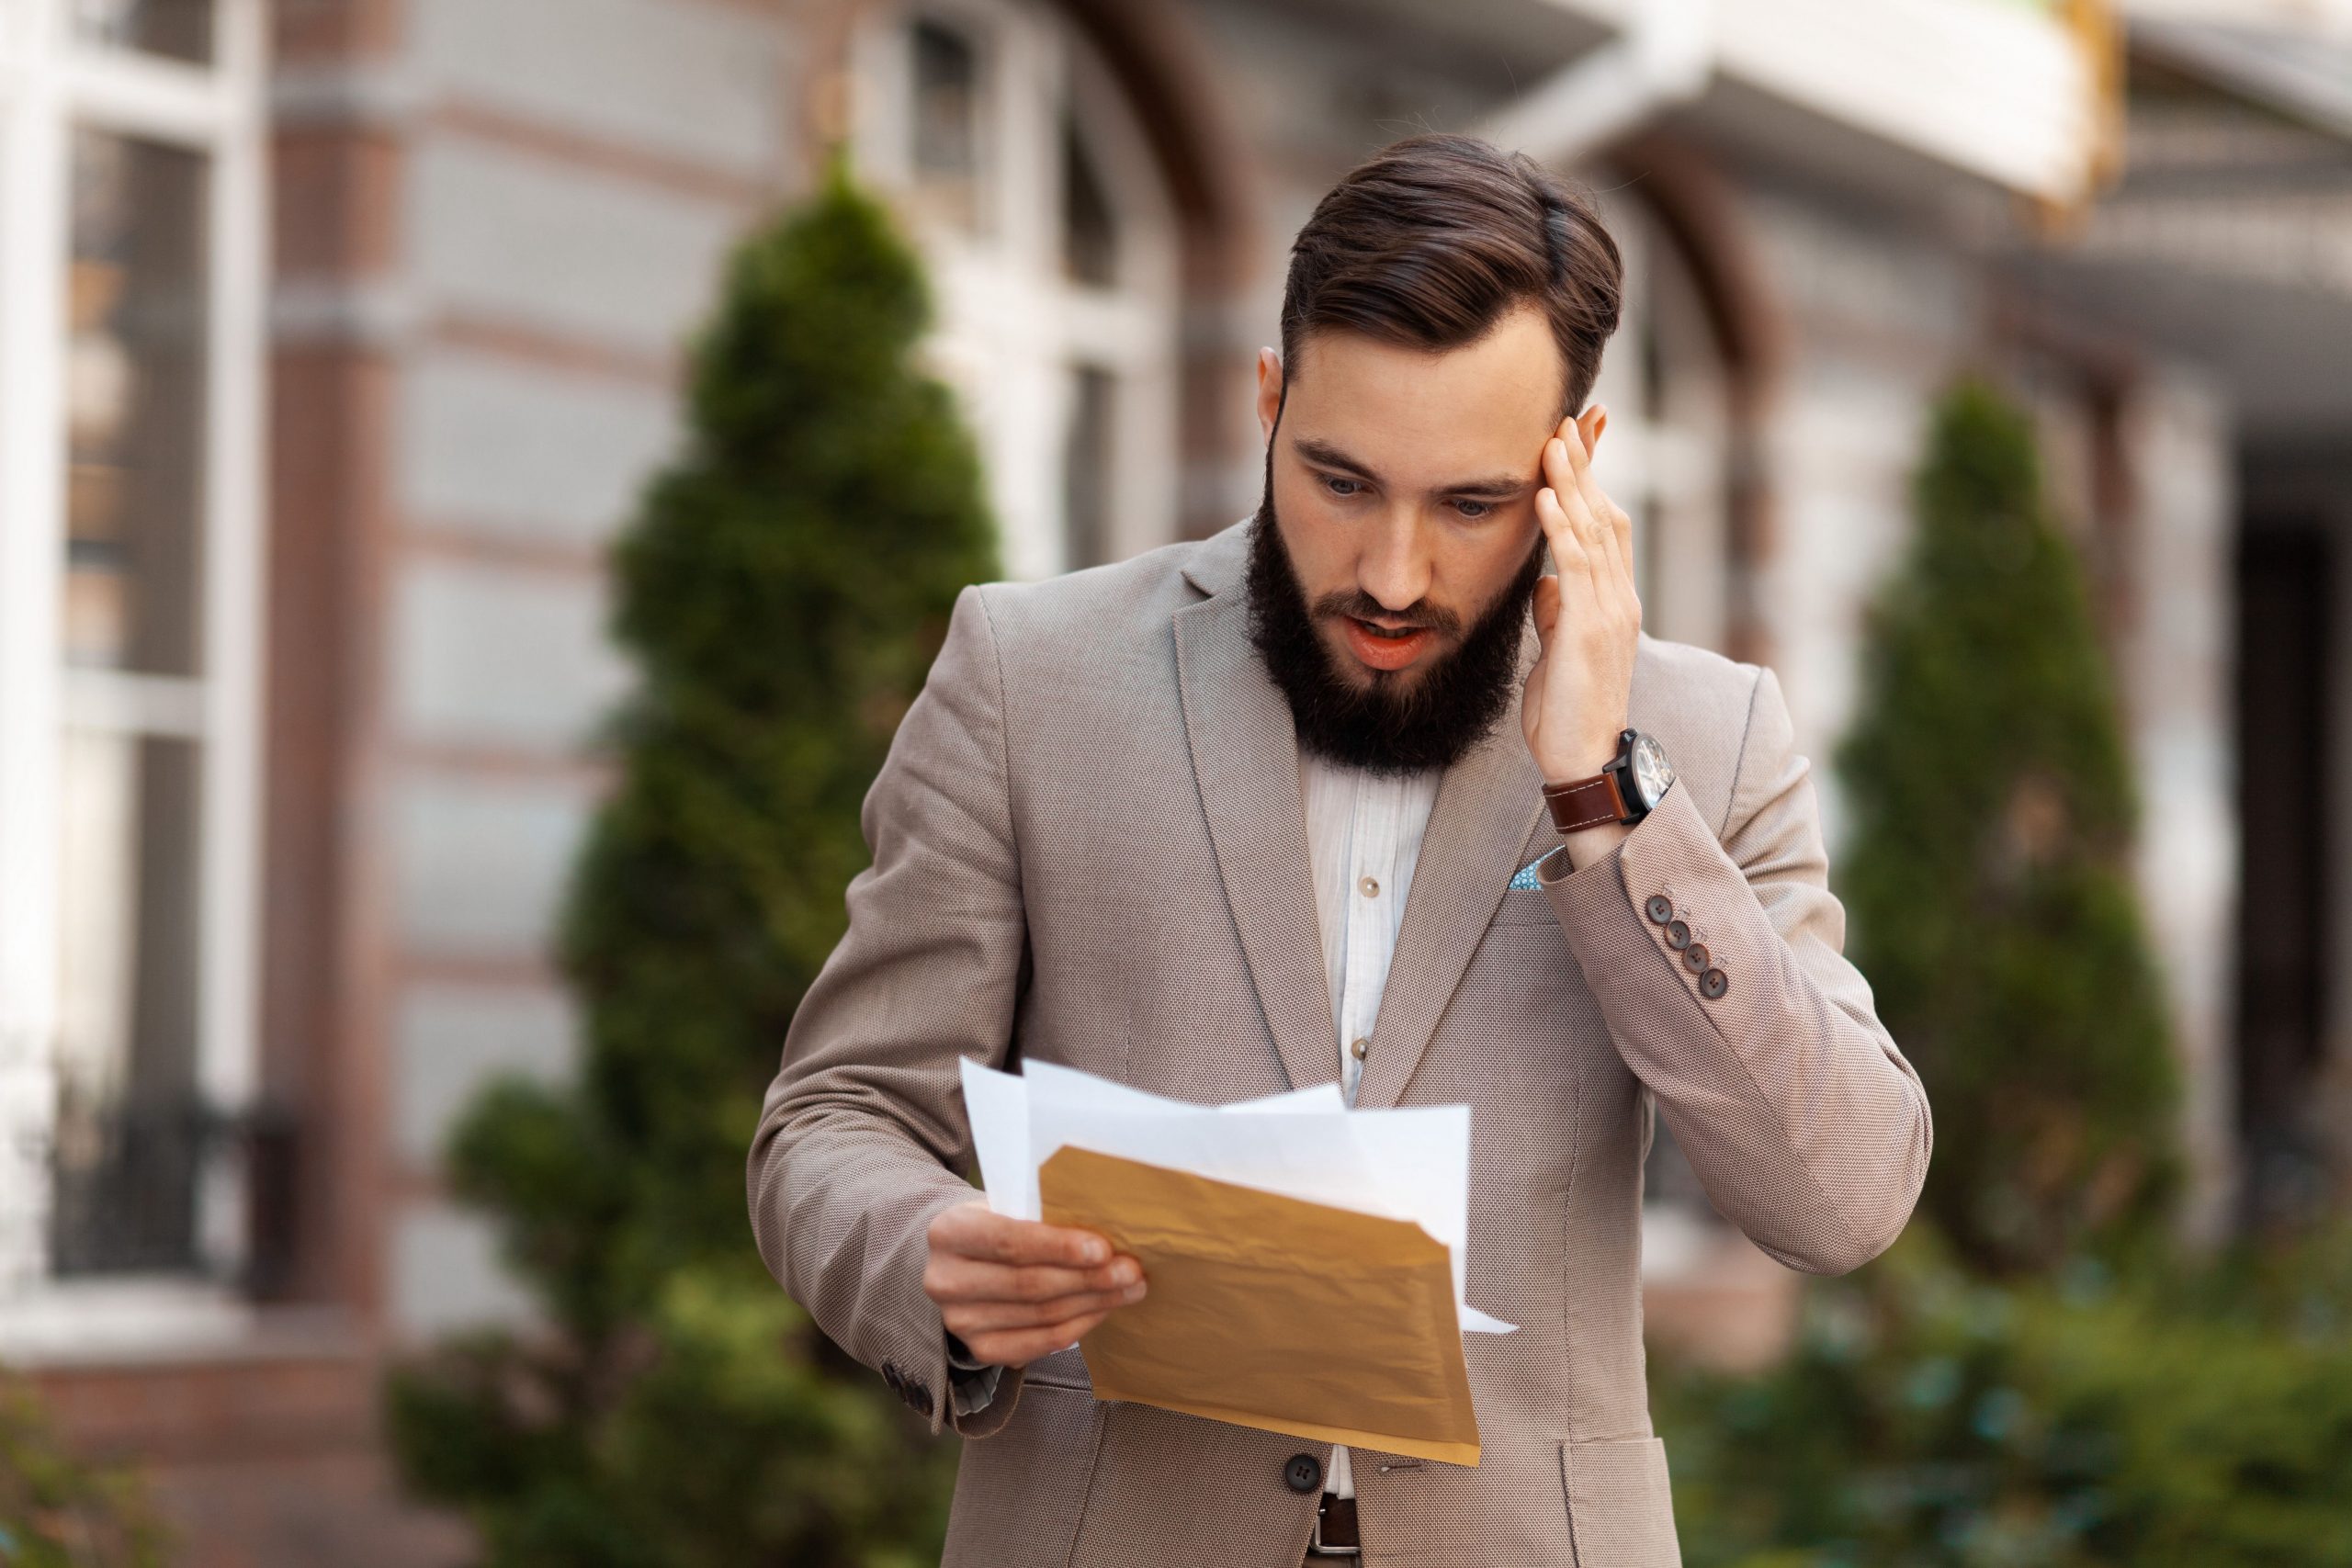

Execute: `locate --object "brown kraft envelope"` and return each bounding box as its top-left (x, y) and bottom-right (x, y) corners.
top-left (1036, 1145), bottom-right (1481, 1466)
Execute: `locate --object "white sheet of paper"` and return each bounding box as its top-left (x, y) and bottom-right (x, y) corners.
top-left (963, 1058), bottom-right (1350, 1219)
top-left (957, 1057), bottom-right (1514, 1335)
top-left (959, 1055), bottom-right (1039, 1218)
top-left (1023, 1058), bottom-right (1346, 1119)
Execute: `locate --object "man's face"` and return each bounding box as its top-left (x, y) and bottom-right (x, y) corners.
top-left (1245, 304), bottom-right (1575, 773)
top-left (1259, 304), bottom-right (1564, 682)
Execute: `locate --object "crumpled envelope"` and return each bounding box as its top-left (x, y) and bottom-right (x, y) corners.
top-left (1038, 1145), bottom-right (1480, 1466)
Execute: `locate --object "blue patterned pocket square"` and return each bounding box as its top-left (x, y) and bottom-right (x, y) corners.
top-left (1507, 858), bottom-right (1546, 891)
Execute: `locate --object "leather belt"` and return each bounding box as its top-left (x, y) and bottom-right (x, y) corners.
top-left (1306, 1494), bottom-right (1360, 1557)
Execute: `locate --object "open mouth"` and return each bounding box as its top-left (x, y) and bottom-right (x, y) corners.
top-left (1341, 615), bottom-right (1434, 671)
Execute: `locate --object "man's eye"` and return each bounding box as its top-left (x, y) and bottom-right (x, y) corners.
top-left (1321, 475), bottom-right (1363, 500)
top-left (1453, 499), bottom-right (1493, 520)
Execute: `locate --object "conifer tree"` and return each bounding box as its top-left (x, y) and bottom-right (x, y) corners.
top-left (1835, 379), bottom-right (2179, 1278)
top-left (389, 162), bottom-right (996, 1566)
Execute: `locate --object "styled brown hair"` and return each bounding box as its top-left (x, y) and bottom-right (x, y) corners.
top-left (1278, 133), bottom-right (1624, 419)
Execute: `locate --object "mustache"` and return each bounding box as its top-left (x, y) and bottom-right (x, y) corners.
top-left (1312, 590), bottom-right (1463, 637)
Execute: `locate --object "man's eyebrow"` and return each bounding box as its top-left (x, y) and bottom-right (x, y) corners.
top-left (1290, 436), bottom-right (1532, 501)
top-left (1442, 470), bottom-right (1535, 501)
top-left (1291, 436), bottom-right (1378, 480)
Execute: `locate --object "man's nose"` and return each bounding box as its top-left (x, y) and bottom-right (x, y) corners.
top-left (1357, 512), bottom-right (1432, 614)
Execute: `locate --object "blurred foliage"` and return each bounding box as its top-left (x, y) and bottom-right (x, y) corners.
top-left (1657, 1225), bottom-right (2352, 1568)
top-left (1834, 379), bottom-right (2181, 1278)
top-left (386, 159), bottom-right (996, 1567)
top-left (1660, 378), bottom-right (2346, 1566)
top-left (0, 1376), bottom-right (165, 1567)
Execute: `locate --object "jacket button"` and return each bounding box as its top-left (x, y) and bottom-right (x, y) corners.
top-left (1665, 919), bottom-right (1691, 951)
top-left (1284, 1452), bottom-right (1323, 1494)
top-left (910, 1381), bottom-right (933, 1417)
top-left (1683, 942), bottom-right (1711, 973)
top-left (881, 1360), bottom-right (904, 1391)
top-left (1700, 967), bottom-right (1728, 999)
top-left (1645, 894), bottom-right (1673, 924)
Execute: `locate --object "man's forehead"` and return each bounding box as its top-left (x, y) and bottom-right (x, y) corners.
top-left (1283, 310), bottom-right (1566, 480)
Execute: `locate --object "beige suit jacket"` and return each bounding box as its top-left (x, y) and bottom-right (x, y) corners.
top-left (750, 519), bottom-right (1931, 1568)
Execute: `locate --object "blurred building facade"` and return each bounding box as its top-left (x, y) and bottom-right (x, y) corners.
top-left (1, 0), bottom-right (2348, 1562)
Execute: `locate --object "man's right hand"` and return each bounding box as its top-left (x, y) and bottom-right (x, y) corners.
top-left (924, 1197), bottom-right (1148, 1369)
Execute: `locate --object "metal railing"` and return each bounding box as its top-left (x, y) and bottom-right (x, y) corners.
top-left (44, 1095), bottom-right (297, 1295)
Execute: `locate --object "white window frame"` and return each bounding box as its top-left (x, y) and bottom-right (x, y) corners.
top-left (0, 0), bottom-right (269, 1347)
top-left (851, 0), bottom-right (1182, 581)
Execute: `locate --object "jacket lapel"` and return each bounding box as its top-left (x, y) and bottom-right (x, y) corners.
top-left (1351, 619), bottom-right (1547, 1111)
top-left (1172, 520), bottom-right (1555, 1107)
top-left (1174, 530), bottom-right (1340, 1095)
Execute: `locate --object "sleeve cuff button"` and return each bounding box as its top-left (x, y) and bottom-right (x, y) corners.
top-left (1700, 967), bottom-right (1728, 999)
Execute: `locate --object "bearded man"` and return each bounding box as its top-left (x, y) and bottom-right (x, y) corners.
top-left (750, 132), bottom-right (1930, 1567)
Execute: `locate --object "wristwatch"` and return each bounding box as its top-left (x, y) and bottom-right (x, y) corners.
top-left (1542, 728), bottom-right (1675, 833)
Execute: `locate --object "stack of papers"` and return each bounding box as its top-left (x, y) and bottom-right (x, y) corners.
top-left (958, 1058), bottom-right (1511, 1465)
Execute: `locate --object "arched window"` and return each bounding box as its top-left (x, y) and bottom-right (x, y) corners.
top-left (852, 0), bottom-right (1182, 579)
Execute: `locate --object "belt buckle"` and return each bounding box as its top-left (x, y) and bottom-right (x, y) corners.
top-left (1307, 1496), bottom-right (1360, 1559)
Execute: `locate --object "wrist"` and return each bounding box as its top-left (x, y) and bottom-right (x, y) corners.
top-left (1539, 753), bottom-right (1613, 788)
top-left (1539, 723), bottom-right (1667, 841)
top-left (1535, 727), bottom-right (1630, 787)
top-left (1556, 818), bottom-right (1633, 871)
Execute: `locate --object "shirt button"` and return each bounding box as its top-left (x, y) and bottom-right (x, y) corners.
top-left (1359, 875), bottom-right (1380, 898)
top-left (1351, 1037), bottom-right (1370, 1061)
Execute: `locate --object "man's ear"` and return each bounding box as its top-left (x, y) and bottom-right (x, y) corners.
top-left (1575, 401), bottom-right (1608, 456)
top-left (1256, 347), bottom-right (1283, 445)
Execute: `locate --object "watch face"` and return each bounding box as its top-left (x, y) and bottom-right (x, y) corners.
top-left (1629, 732), bottom-right (1675, 808)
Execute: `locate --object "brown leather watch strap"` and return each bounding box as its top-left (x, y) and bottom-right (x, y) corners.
top-left (1542, 773), bottom-right (1629, 834)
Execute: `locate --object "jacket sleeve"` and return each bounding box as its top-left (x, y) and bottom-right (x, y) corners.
top-left (1537, 664), bottom-right (1932, 1274)
top-left (748, 583), bottom-right (1029, 1437)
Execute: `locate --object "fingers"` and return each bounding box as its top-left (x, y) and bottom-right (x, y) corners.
top-left (941, 1277), bottom-right (1148, 1338)
top-left (1572, 410), bottom-right (1635, 596)
top-left (933, 1201), bottom-right (1113, 1269)
top-left (925, 1202), bottom-right (1148, 1369)
top-left (953, 1309), bottom-right (1116, 1371)
top-left (1538, 442), bottom-right (1610, 604)
top-left (1546, 412), bottom-right (1636, 606)
top-left (925, 1249), bottom-right (1142, 1306)
top-left (1562, 406), bottom-right (1611, 514)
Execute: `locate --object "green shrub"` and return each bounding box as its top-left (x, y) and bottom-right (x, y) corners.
top-left (1659, 379), bottom-right (2346, 1567)
top-left (0, 1377), bottom-right (166, 1567)
top-left (387, 160), bottom-right (995, 1567)
top-left (1834, 379), bottom-right (2180, 1277)
top-left (1656, 1229), bottom-right (2352, 1568)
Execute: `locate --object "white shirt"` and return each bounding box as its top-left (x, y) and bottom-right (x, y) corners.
top-left (1297, 749), bottom-right (1443, 1498)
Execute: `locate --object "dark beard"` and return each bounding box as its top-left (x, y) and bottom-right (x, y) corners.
top-left (1244, 491), bottom-right (1543, 777)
